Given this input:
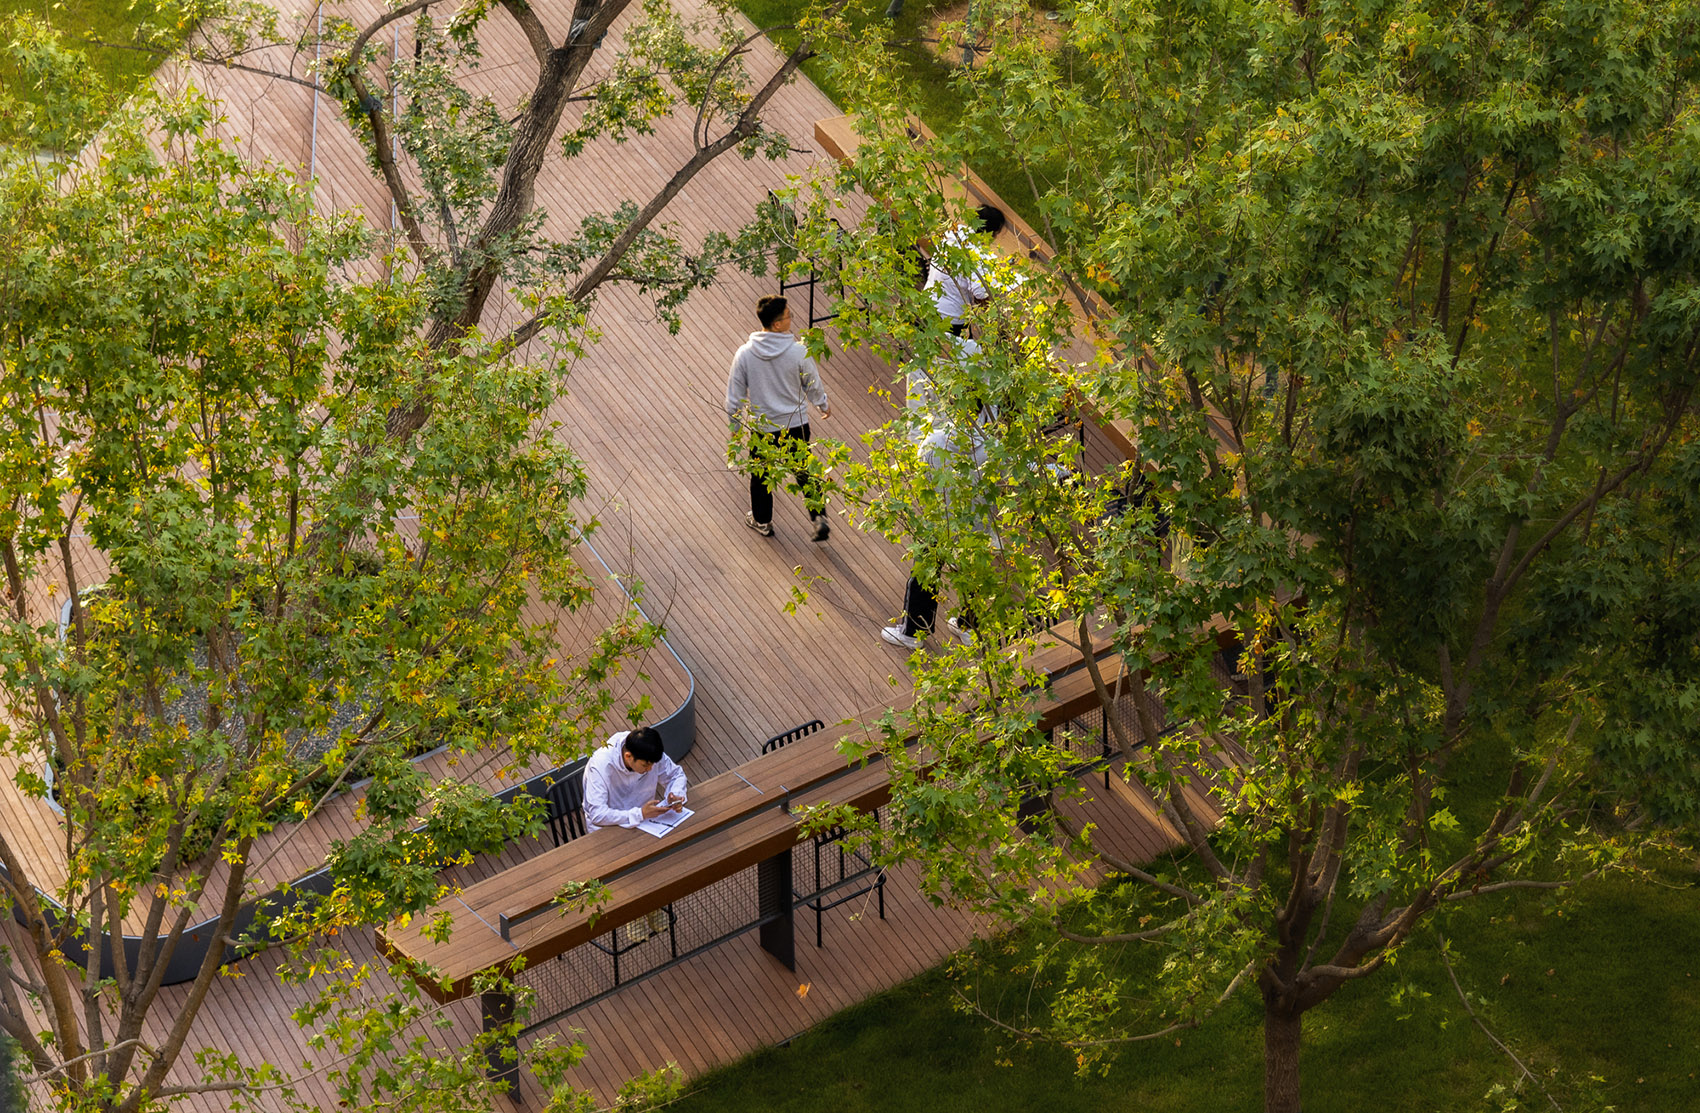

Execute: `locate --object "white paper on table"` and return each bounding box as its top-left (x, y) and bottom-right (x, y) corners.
top-left (635, 807), bottom-right (694, 838)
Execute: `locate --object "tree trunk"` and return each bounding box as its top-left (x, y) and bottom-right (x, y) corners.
top-left (1263, 1002), bottom-right (1303, 1113)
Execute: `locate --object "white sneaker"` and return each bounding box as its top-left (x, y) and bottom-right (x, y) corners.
top-left (881, 625), bottom-right (922, 649)
top-left (946, 616), bottom-right (975, 646)
top-left (624, 919), bottom-right (652, 945)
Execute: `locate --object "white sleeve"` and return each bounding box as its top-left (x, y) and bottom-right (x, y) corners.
top-left (906, 362), bottom-right (936, 416)
top-left (657, 754), bottom-right (688, 804)
top-left (582, 752), bottom-right (642, 829)
top-left (964, 244), bottom-right (993, 302)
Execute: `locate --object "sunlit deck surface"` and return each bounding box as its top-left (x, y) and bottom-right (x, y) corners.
top-left (0, 0), bottom-right (1193, 1106)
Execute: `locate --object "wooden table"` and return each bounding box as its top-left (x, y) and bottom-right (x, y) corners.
top-left (377, 637), bottom-right (1112, 1004)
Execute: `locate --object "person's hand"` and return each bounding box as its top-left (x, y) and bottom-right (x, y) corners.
top-left (641, 801), bottom-right (670, 820)
top-left (818, 403), bottom-right (832, 420)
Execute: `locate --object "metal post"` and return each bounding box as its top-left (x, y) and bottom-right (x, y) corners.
top-left (480, 990), bottom-right (520, 1093)
top-left (1017, 790), bottom-right (1049, 835)
top-left (1102, 713), bottom-right (1112, 789)
top-left (815, 837), bottom-right (827, 948)
top-left (757, 847), bottom-right (795, 971)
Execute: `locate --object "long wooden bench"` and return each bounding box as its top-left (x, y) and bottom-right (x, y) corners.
top-left (377, 637), bottom-right (1116, 1004)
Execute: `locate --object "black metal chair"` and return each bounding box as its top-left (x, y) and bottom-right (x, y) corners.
top-left (758, 719), bottom-right (827, 756)
top-left (766, 190), bottom-right (843, 327)
top-left (760, 720), bottom-right (886, 947)
top-left (541, 768), bottom-right (677, 984)
top-left (542, 769), bottom-right (587, 847)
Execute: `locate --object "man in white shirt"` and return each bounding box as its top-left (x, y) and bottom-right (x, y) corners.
top-left (906, 332), bottom-right (980, 437)
top-left (924, 204), bottom-right (1007, 332)
top-left (581, 727), bottom-right (688, 833)
top-left (881, 403), bottom-right (999, 650)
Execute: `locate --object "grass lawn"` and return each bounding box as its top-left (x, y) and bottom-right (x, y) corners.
top-left (1, 0), bottom-right (166, 138)
top-left (670, 853), bottom-right (1700, 1112)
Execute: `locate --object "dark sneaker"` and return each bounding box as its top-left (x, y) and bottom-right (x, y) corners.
top-left (745, 512), bottom-right (774, 538)
top-left (810, 515), bottom-right (831, 542)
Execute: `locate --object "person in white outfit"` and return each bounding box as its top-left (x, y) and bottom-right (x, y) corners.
top-left (581, 727), bottom-right (688, 833)
top-left (906, 332), bottom-right (979, 437)
top-left (923, 204), bottom-right (1007, 333)
top-left (882, 403), bottom-right (998, 650)
top-left (726, 295), bottom-right (833, 541)
top-left (580, 727), bottom-right (689, 941)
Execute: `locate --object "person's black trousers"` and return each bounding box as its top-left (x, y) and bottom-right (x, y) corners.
top-left (749, 423), bottom-right (824, 525)
top-left (900, 575), bottom-right (938, 637)
top-left (899, 573), bottom-right (976, 638)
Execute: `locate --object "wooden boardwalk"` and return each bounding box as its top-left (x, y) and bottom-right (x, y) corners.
top-left (0, 0), bottom-right (1196, 1107)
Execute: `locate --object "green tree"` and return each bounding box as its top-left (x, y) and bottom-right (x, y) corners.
top-left (0, 0), bottom-right (842, 1100)
top-left (146, 0), bottom-right (838, 431)
top-left (0, 79), bottom-right (655, 1111)
top-left (794, 1), bottom-right (1700, 1110)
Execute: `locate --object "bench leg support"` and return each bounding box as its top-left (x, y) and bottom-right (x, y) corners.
top-left (757, 849), bottom-right (795, 971)
top-left (481, 990), bottom-right (520, 1095)
top-left (1017, 789), bottom-right (1052, 835)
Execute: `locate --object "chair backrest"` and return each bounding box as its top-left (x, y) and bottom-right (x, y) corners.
top-left (760, 719), bottom-right (825, 756)
top-left (544, 768), bottom-right (587, 847)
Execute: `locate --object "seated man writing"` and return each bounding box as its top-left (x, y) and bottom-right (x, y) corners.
top-left (582, 727), bottom-right (688, 833)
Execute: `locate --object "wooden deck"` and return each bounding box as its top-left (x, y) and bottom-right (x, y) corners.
top-left (0, 0), bottom-right (1199, 1106)
top-left (2, 755), bottom-right (1176, 1110)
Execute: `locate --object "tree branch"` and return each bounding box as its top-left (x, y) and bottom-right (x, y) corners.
top-left (120, 839), bottom-right (254, 1113)
top-left (954, 985), bottom-right (1202, 1048)
top-left (20, 1039), bottom-right (149, 1085)
top-left (565, 34), bottom-right (816, 305)
top-left (1499, 408), bottom-right (1685, 599)
top-left (1441, 874), bottom-right (1596, 902)
top-left (499, 0), bottom-right (555, 69)
top-left (1055, 921), bottom-right (1175, 944)
top-left (1436, 930), bottom-right (1563, 1110)
top-left (1302, 956), bottom-right (1388, 983)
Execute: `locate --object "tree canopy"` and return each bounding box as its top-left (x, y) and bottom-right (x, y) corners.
top-left (0, 38), bottom-right (669, 1113)
top-left (0, 0), bottom-right (855, 1101)
top-left (794, 1), bottom-right (1700, 1109)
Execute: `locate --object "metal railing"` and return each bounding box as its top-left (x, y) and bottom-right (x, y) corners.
top-left (760, 719), bottom-right (885, 949)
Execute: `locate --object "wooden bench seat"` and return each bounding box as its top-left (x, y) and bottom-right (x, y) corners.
top-left (379, 635), bottom-right (1118, 1002)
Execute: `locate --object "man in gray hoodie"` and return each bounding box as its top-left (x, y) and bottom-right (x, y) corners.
top-left (725, 295), bottom-right (833, 541)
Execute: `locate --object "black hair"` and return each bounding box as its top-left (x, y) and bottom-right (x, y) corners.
top-left (623, 727), bottom-right (666, 763)
top-left (756, 295), bottom-right (789, 329)
top-left (976, 204), bottom-right (1007, 236)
